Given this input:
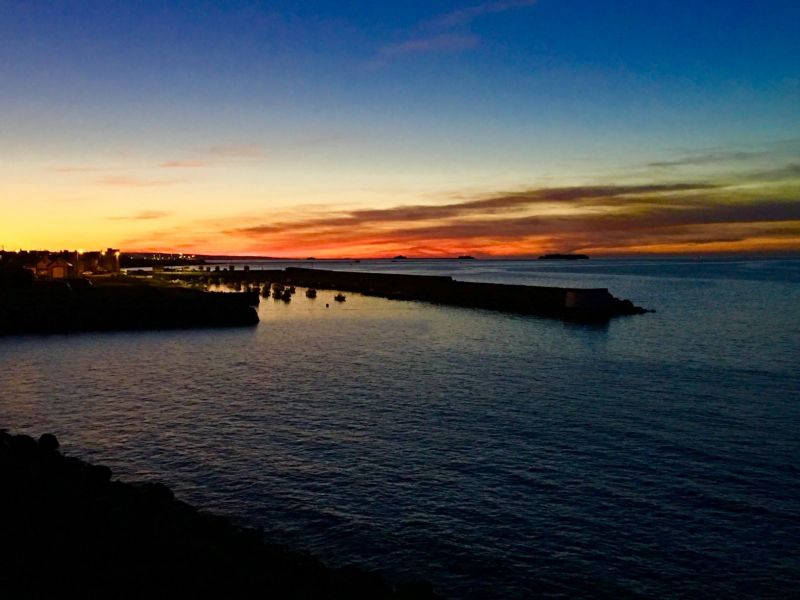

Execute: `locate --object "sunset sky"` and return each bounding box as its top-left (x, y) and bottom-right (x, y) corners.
top-left (2, 0), bottom-right (799, 257)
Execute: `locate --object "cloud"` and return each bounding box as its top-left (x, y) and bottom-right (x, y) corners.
top-left (234, 199), bottom-right (800, 243)
top-left (109, 211), bottom-right (171, 221)
top-left (229, 182), bottom-right (719, 235)
top-left (207, 144), bottom-right (265, 158)
top-left (157, 144), bottom-right (266, 170)
top-left (160, 160), bottom-right (208, 168)
top-left (52, 166), bottom-right (103, 173)
top-left (373, 0), bottom-right (536, 65)
top-left (223, 179), bottom-right (800, 256)
top-left (743, 163), bottom-right (800, 182)
top-left (646, 151), bottom-right (763, 168)
top-left (121, 142), bottom-right (800, 257)
top-left (95, 176), bottom-right (182, 187)
top-left (425, 0), bottom-right (538, 29)
top-left (378, 33), bottom-right (480, 58)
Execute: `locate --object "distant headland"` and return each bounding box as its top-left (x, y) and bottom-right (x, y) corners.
top-left (538, 253), bottom-right (590, 260)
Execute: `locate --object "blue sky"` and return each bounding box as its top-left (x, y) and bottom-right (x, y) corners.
top-left (1, 0), bottom-right (798, 255)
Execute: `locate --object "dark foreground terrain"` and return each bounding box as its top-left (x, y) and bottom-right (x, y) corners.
top-left (0, 430), bottom-right (439, 599)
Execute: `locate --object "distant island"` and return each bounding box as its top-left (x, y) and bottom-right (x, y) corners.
top-left (457, 255), bottom-right (475, 260)
top-left (538, 253), bottom-right (590, 260)
top-left (393, 255), bottom-right (408, 260)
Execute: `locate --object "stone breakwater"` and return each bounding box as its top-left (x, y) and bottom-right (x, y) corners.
top-left (0, 280), bottom-right (259, 335)
top-left (167, 267), bottom-right (650, 320)
top-left (0, 430), bottom-right (439, 599)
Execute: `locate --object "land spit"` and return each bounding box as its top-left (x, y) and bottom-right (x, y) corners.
top-left (0, 278), bottom-right (259, 335)
top-left (0, 430), bottom-right (439, 599)
top-left (162, 267), bottom-right (650, 320)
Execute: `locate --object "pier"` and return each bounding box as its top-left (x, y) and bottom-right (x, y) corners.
top-left (161, 267), bottom-right (649, 320)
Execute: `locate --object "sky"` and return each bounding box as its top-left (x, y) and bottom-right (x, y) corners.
top-left (1, 0), bottom-right (799, 257)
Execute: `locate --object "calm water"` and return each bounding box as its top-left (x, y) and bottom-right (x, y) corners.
top-left (2, 258), bottom-right (799, 598)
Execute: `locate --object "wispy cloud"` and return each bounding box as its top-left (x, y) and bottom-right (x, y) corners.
top-left (157, 143), bottom-right (265, 171)
top-left (160, 160), bottom-right (208, 169)
top-left (424, 0), bottom-right (538, 30)
top-left (373, 0), bottom-right (537, 65)
top-left (109, 210), bottom-right (171, 221)
top-left (646, 151), bottom-right (763, 168)
top-left (96, 176), bottom-right (182, 187)
top-left (117, 142), bottom-right (800, 257)
top-left (208, 144), bottom-right (265, 158)
top-left (743, 163), bottom-right (800, 182)
top-left (378, 33), bottom-right (479, 58)
top-left (227, 182), bottom-right (718, 235)
top-left (223, 177), bottom-right (800, 256)
top-left (52, 166), bottom-right (103, 173)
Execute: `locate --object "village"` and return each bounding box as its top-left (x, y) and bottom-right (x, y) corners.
top-left (0, 248), bottom-right (121, 280)
top-left (0, 248), bottom-right (259, 334)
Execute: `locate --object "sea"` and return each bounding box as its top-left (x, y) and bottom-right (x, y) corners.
top-left (1, 257), bottom-right (799, 598)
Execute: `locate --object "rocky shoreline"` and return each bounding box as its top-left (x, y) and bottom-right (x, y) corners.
top-left (0, 430), bottom-right (439, 599)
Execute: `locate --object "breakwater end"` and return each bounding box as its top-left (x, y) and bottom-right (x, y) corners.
top-left (166, 267), bottom-right (649, 320)
top-left (0, 430), bottom-right (439, 599)
top-left (0, 277), bottom-right (259, 335)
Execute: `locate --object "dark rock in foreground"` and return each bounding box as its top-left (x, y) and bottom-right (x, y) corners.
top-left (0, 430), bottom-right (439, 599)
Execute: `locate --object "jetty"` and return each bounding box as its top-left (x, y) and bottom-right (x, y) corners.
top-left (161, 267), bottom-right (649, 320)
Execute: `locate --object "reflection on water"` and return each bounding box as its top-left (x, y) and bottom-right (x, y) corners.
top-left (1, 259), bottom-right (799, 598)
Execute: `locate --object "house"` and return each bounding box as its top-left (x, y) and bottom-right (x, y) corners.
top-left (35, 256), bottom-right (73, 279)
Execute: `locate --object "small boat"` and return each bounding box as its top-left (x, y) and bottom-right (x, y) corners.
top-left (305, 288), bottom-right (317, 298)
top-left (334, 293), bottom-right (346, 302)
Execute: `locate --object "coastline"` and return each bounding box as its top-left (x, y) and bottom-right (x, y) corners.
top-left (0, 430), bottom-right (439, 599)
top-left (0, 276), bottom-right (259, 335)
